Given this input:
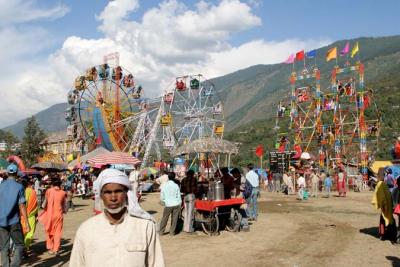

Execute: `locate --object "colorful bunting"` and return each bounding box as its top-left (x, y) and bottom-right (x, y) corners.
top-left (340, 42), bottom-right (350, 56)
top-left (296, 50), bottom-right (305, 61)
top-left (351, 42), bottom-right (359, 58)
top-left (326, 47), bottom-right (337, 62)
top-left (284, 54), bottom-right (295, 64)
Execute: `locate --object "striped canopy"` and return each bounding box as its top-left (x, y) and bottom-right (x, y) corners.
top-left (88, 151), bottom-right (141, 166)
top-left (68, 147), bottom-right (110, 168)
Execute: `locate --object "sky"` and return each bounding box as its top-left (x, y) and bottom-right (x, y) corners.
top-left (1, 0), bottom-right (399, 128)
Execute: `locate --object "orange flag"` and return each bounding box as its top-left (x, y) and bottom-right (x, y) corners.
top-left (326, 47), bottom-right (337, 62)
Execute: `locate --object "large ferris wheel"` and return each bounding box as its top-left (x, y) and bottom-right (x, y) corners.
top-left (66, 53), bottom-right (152, 154)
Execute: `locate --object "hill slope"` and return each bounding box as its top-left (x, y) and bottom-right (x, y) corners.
top-left (4, 103), bottom-right (68, 139)
top-left (211, 35), bottom-right (400, 130)
top-left (4, 35), bottom-right (400, 146)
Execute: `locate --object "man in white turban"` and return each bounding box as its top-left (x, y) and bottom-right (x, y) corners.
top-left (69, 169), bottom-right (165, 267)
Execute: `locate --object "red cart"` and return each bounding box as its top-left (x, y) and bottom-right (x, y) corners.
top-left (194, 198), bottom-right (245, 235)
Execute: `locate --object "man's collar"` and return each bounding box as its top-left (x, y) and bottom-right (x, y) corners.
top-left (104, 209), bottom-right (128, 225)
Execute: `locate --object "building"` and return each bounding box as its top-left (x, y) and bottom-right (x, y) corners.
top-left (0, 142), bottom-right (21, 152)
top-left (40, 131), bottom-right (82, 160)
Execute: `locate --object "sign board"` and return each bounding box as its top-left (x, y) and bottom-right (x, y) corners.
top-left (269, 151), bottom-right (293, 173)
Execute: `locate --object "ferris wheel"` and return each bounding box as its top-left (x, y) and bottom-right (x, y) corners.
top-left (66, 59), bottom-right (147, 153)
top-left (160, 74), bottom-right (224, 149)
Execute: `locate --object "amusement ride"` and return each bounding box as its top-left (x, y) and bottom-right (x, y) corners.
top-left (275, 46), bottom-right (380, 177)
top-left (66, 54), bottom-right (225, 168)
top-left (66, 53), bottom-right (155, 156)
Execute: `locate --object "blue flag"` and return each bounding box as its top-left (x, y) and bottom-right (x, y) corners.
top-left (306, 49), bottom-right (317, 58)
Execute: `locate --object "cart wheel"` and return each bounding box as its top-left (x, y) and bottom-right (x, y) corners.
top-left (225, 208), bottom-right (242, 232)
top-left (201, 212), bottom-right (219, 235)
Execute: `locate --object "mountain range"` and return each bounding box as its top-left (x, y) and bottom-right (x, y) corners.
top-left (4, 35), bottom-right (400, 155)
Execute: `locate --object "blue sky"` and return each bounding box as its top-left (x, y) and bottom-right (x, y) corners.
top-left (1, 0), bottom-right (399, 128)
top-left (38, 0), bottom-right (400, 50)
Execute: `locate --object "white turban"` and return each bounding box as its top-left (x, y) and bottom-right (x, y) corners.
top-left (97, 168), bottom-right (154, 222)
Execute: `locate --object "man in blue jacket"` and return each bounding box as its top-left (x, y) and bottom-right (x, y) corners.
top-left (0, 164), bottom-right (30, 267)
top-left (159, 172), bottom-right (182, 236)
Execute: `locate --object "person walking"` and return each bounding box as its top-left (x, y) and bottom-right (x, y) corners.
top-left (180, 170), bottom-right (197, 233)
top-left (272, 171), bottom-right (282, 193)
top-left (20, 177), bottom-right (38, 255)
top-left (324, 174), bottom-right (332, 198)
top-left (245, 164), bottom-right (260, 221)
top-left (336, 169), bottom-right (347, 197)
top-left (297, 174), bottom-right (306, 200)
top-left (38, 178), bottom-right (67, 255)
top-left (0, 164), bottom-right (30, 267)
top-left (311, 170), bottom-right (319, 197)
top-left (159, 173), bottom-right (182, 236)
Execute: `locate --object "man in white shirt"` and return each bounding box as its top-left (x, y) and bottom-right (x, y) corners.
top-left (69, 169), bottom-right (164, 267)
top-left (297, 174), bottom-right (306, 200)
top-left (245, 163), bottom-right (260, 220)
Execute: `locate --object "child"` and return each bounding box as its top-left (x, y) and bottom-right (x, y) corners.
top-left (324, 174), bottom-right (332, 197)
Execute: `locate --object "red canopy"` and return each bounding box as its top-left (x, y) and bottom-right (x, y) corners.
top-left (87, 152), bottom-right (141, 166)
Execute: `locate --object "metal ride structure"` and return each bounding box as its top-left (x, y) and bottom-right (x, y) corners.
top-left (275, 60), bottom-right (379, 176)
top-left (141, 74), bottom-right (225, 168)
top-left (66, 53), bottom-right (151, 154)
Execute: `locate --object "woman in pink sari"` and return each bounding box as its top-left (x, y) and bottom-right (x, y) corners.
top-left (39, 178), bottom-right (67, 255)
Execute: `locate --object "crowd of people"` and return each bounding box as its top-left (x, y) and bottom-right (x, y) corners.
top-left (0, 164), bottom-right (71, 267)
top-left (1, 159), bottom-right (399, 266)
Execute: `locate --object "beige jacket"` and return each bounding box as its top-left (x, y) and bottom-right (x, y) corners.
top-left (69, 213), bottom-right (165, 267)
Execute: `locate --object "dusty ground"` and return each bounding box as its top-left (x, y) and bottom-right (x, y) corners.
top-left (20, 190), bottom-right (400, 267)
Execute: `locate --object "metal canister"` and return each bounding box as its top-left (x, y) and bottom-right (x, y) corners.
top-left (214, 182), bottom-right (224, 201)
top-left (207, 181), bottom-right (215, 200)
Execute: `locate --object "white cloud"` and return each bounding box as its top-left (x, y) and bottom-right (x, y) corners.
top-left (0, 0), bottom-right (70, 26)
top-left (0, 0), bottom-right (330, 128)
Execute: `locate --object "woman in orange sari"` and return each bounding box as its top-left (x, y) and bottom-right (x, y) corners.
top-left (20, 178), bottom-right (38, 253)
top-left (38, 178), bottom-right (67, 255)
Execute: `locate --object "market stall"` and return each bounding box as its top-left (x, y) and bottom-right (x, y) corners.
top-left (174, 137), bottom-right (243, 235)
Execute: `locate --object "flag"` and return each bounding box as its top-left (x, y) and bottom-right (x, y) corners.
top-left (284, 54), bottom-right (295, 64)
top-left (296, 50), bottom-right (305, 61)
top-left (255, 145), bottom-right (264, 158)
top-left (306, 49), bottom-right (317, 58)
top-left (351, 42), bottom-right (359, 58)
top-left (326, 47), bottom-right (337, 62)
top-left (340, 42), bottom-right (350, 56)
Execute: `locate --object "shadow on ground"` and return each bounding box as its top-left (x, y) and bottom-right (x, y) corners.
top-left (23, 238), bottom-right (72, 267)
top-left (386, 256), bottom-right (400, 267)
top-left (359, 227), bottom-right (379, 238)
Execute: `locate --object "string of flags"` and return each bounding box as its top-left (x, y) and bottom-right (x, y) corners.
top-left (284, 41), bottom-right (360, 64)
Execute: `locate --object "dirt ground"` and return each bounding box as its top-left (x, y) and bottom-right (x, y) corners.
top-left (20, 190), bottom-right (400, 267)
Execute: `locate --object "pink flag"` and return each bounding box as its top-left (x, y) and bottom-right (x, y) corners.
top-left (340, 42), bottom-right (350, 56)
top-left (284, 54), bottom-right (295, 64)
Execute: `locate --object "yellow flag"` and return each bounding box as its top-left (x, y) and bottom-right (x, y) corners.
top-left (351, 42), bottom-right (359, 58)
top-left (326, 47), bottom-right (337, 62)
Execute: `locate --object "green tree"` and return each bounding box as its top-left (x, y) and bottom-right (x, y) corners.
top-left (21, 116), bottom-right (46, 166)
top-left (0, 130), bottom-right (19, 158)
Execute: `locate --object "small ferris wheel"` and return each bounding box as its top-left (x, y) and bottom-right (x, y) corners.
top-left (159, 74), bottom-right (225, 150)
